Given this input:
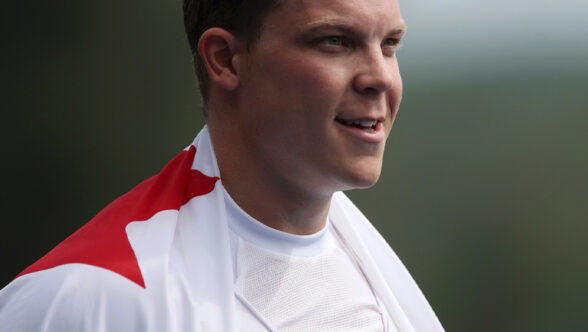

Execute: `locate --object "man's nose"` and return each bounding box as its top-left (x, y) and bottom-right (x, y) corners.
top-left (353, 49), bottom-right (396, 95)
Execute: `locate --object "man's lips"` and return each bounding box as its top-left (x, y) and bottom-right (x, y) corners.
top-left (334, 117), bottom-right (386, 143)
top-left (335, 118), bottom-right (379, 132)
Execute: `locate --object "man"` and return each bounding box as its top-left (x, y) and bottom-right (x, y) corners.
top-left (0, 0), bottom-right (443, 330)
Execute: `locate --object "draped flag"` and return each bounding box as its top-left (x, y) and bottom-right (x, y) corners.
top-left (0, 126), bottom-right (443, 331)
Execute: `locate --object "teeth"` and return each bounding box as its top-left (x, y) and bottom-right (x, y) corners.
top-left (360, 120), bottom-right (376, 127)
top-left (341, 120), bottom-right (361, 126)
top-left (337, 118), bottom-right (378, 129)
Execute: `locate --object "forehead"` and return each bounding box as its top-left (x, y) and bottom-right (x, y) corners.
top-left (266, 0), bottom-right (405, 34)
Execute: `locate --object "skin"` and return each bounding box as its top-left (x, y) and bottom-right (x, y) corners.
top-left (200, 0), bottom-right (406, 234)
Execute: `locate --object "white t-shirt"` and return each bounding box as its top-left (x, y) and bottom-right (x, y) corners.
top-left (224, 187), bottom-right (398, 331)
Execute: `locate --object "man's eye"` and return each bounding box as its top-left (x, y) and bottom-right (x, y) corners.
top-left (382, 38), bottom-right (400, 47)
top-left (321, 36), bottom-right (344, 46)
top-left (382, 38), bottom-right (402, 56)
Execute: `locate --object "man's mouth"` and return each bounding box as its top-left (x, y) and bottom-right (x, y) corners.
top-left (335, 118), bottom-right (379, 132)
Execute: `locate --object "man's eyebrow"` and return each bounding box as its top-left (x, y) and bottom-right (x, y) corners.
top-left (298, 18), bottom-right (407, 37)
top-left (300, 19), bottom-right (355, 32)
top-left (388, 21), bottom-right (408, 36)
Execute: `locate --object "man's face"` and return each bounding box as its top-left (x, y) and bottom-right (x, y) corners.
top-left (234, 0), bottom-right (405, 196)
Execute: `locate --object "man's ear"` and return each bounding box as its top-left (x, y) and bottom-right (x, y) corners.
top-left (197, 28), bottom-right (241, 91)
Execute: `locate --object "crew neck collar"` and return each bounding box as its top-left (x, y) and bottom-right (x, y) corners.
top-left (222, 184), bottom-right (331, 257)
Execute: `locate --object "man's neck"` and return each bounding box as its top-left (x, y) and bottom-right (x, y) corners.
top-left (207, 113), bottom-right (332, 235)
top-left (220, 168), bottom-right (332, 235)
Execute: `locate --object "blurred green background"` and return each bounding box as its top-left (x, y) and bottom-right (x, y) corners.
top-left (1, 0), bottom-right (586, 330)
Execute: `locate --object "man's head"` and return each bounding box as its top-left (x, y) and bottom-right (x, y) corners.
top-left (183, 0), bottom-right (281, 104)
top-left (190, 0), bottom-right (405, 198)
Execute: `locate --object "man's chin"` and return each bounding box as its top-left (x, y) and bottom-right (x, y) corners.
top-left (337, 168), bottom-right (383, 192)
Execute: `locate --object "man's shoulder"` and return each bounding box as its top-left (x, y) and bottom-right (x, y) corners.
top-left (14, 145), bottom-right (218, 288)
top-left (0, 264), bottom-right (150, 331)
top-left (0, 144), bottom-right (223, 331)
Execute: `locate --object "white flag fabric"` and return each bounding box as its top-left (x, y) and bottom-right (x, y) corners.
top-left (0, 126), bottom-right (443, 331)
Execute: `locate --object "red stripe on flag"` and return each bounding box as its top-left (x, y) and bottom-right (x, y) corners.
top-left (16, 146), bottom-right (219, 288)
